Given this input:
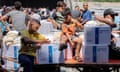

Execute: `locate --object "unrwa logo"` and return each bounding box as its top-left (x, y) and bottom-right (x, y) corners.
top-left (53, 48), bottom-right (58, 52)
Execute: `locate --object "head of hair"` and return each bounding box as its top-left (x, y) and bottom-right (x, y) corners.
top-left (104, 8), bottom-right (115, 20)
top-left (30, 18), bottom-right (41, 25)
top-left (62, 8), bottom-right (71, 16)
top-left (91, 11), bottom-right (95, 14)
top-left (63, 2), bottom-right (67, 7)
top-left (32, 8), bottom-right (38, 13)
top-left (83, 2), bottom-right (88, 6)
top-left (104, 8), bottom-right (115, 17)
top-left (57, 1), bottom-right (64, 7)
top-left (41, 11), bottom-right (45, 15)
top-left (14, 1), bottom-right (22, 10)
top-left (115, 13), bottom-right (118, 16)
top-left (75, 5), bottom-right (79, 8)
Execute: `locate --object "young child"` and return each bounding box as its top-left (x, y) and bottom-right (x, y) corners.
top-left (60, 8), bottom-right (84, 62)
top-left (19, 19), bottom-right (50, 72)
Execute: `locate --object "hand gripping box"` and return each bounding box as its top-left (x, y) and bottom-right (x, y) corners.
top-left (84, 21), bottom-right (111, 45)
top-left (37, 43), bottom-right (64, 64)
top-left (82, 45), bottom-right (109, 64)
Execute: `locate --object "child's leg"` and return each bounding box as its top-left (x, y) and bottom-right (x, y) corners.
top-left (72, 37), bottom-right (82, 59)
top-left (18, 54), bottom-right (34, 72)
top-left (59, 35), bottom-right (68, 51)
top-left (60, 35), bottom-right (67, 44)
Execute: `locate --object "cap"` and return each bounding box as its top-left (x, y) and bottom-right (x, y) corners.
top-left (104, 8), bottom-right (115, 16)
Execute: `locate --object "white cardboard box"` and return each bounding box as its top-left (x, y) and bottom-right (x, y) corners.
top-left (42, 31), bottom-right (61, 44)
top-left (38, 20), bottom-right (55, 34)
top-left (84, 23), bottom-right (111, 45)
top-left (112, 33), bottom-right (120, 47)
top-left (37, 43), bottom-right (64, 64)
top-left (2, 45), bottom-right (20, 70)
top-left (82, 45), bottom-right (109, 64)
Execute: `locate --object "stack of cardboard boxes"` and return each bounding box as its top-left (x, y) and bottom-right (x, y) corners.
top-left (2, 36), bottom-right (20, 71)
top-left (83, 21), bottom-right (111, 63)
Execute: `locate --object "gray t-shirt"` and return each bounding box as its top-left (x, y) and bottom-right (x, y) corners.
top-left (5, 10), bottom-right (26, 31)
top-left (71, 10), bottom-right (81, 19)
top-left (71, 10), bottom-right (82, 32)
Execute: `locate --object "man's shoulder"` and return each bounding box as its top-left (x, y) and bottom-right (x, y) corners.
top-left (71, 10), bottom-right (81, 18)
top-left (18, 11), bottom-right (26, 15)
top-left (72, 10), bottom-right (80, 13)
top-left (7, 10), bottom-right (25, 16)
top-left (5, 10), bottom-right (14, 16)
top-left (86, 10), bottom-right (91, 13)
top-left (56, 12), bottom-right (62, 16)
top-left (8, 10), bottom-right (18, 14)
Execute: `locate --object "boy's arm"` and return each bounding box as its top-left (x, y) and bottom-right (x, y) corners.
top-left (1, 16), bottom-right (11, 31)
top-left (62, 23), bottom-right (74, 46)
top-left (35, 39), bottom-right (50, 44)
top-left (76, 20), bottom-right (84, 31)
top-left (21, 35), bottom-right (50, 44)
top-left (21, 36), bottom-right (50, 49)
top-left (112, 30), bottom-right (120, 33)
top-left (65, 33), bottom-right (74, 47)
top-left (47, 18), bottom-right (58, 29)
top-left (21, 37), bottom-right (39, 44)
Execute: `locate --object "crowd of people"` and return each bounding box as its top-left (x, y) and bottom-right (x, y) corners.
top-left (0, 1), bottom-right (120, 72)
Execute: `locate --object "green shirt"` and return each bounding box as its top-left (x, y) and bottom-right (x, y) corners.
top-left (19, 30), bottom-right (45, 57)
top-left (55, 12), bottom-right (64, 30)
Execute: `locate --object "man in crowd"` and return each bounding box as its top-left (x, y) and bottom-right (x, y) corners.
top-left (95, 8), bottom-right (115, 27)
top-left (113, 13), bottom-right (119, 30)
top-left (89, 9), bottom-right (116, 45)
top-left (91, 11), bottom-right (96, 20)
top-left (71, 5), bottom-right (83, 32)
top-left (94, 8), bottom-right (118, 60)
top-left (71, 5), bottom-right (81, 22)
top-left (81, 2), bottom-right (92, 25)
top-left (1, 1), bottom-right (27, 32)
top-left (19, 19), bottom-right (50, 72)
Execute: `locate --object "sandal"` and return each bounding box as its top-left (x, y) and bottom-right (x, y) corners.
top-left (73, 56), bottom-right (83, 62)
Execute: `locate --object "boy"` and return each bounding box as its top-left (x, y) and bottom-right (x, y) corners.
top-left (60, 8), bottom-right (83, 62)
top-left (19, 19), bottom-right (50, 72)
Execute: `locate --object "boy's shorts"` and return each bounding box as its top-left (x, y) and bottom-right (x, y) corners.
top-left (71, 35), bottom-right (77, 40)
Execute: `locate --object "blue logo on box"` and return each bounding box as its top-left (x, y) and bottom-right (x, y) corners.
top-left (48, 46), bottom-right (53, 63)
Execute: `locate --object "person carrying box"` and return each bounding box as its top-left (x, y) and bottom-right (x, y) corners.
top-left (18, 19), bottom-right (50, 72)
